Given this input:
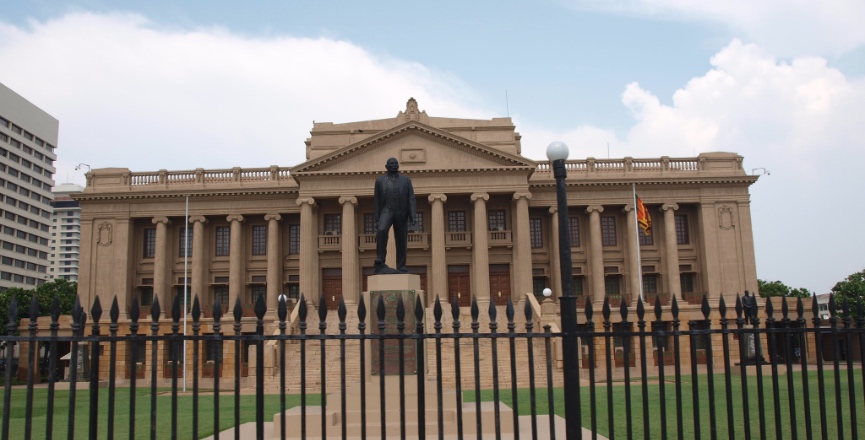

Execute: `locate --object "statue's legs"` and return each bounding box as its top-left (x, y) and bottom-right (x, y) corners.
top-left (375, 211), bottom-right (395, 267)
top-left (393, 215), bottom-right (409, 272)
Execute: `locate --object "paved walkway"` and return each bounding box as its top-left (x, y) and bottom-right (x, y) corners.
top-left (203, 414), bottom-right (603, 440)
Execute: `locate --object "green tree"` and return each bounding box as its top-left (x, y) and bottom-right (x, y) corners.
top-left (757, 279), bottom-right (812, 298)
top-left (831, 269), bottom-right (865, 320)
top-left (0, 279), bottom-right (77, 337)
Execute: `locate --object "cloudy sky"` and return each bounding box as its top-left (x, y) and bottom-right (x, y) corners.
top-left (1, 0), bottom-right (863, 294)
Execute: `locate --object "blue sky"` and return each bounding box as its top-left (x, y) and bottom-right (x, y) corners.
top-left (1, 0), bottom-right (863, 294)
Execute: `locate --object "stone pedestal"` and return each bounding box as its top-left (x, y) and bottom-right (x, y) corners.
top-left (364, 274), bottom-right (425, 377)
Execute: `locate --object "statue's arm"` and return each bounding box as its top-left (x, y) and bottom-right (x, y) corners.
top-left (373, 177), bottom-right (381, 222)
top-left (407, 178), bottom-right (417, 224)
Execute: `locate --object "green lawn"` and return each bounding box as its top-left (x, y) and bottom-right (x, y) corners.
top-left (2, 369), bottom-right (862, 439)
top-left (0, 387), bottom-right (321, 439)
top-left (464, 368), bottom-right (865, 439)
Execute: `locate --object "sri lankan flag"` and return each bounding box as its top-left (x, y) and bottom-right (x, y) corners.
top-left (636, 195), bottom-right (652, 235)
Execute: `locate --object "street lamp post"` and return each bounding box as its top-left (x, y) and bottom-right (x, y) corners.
top-left (547, 141), bottom-right (582, 438)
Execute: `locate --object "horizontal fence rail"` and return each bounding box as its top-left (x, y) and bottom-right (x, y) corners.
top-left (0, 291), bottom-right (863, 439)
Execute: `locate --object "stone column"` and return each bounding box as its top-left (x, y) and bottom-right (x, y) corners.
top-left (189, 216), bottom-right (207, 308)
top-left (227, 214), bottom-right (245, 310)
top-left (152, 216), bottom-right (171, 318)
top-left (512, 192), bottom-right (533, 300)
top-left (586, 206), bottom-right (605, 304)
top-left (548, 207), bottom-right (563, 299)
top-left (662, 203), bottom-right (681, 300)
top-left (265, 214), bottom-right (282, 314)
top-left (624, 205), bottom-right (641, 302)
top-left (428, 194), bottom-right (447, 303)
top-left (113, 218), bottom-right (132, 320)
top-left (297, 198), bottom-right (319, 306)
top-left (339, 197), bottom-right (359, 304)
top-left (471, 193), bottom-right (490, 302)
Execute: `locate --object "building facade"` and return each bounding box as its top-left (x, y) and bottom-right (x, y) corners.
top-left (72, 99), bottom-right (760, 381)
top-left (49, 183), bottom-right (84, 282)
top-left (0, 82), bottom-right (58, 291)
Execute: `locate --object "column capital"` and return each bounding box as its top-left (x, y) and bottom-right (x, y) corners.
top-left (264, 214), bottom-right (282, 222)
top-left (586, 205), bottom-right (604, 214)
top-left (428, 194), bottom-right (448, 203)
top-left (513, 192), bottom-right (532, 201)
top-left (662, 203), bottom-right (680, 212)
top-left (296, 197), bottom-right (316, 207)
top-left (152, 217), bottom-right (170, 225)
top-left (622, 204), bottom-right (634, 213)
top-left (548, 206), bottom-right (557, 215)
top-left (338, 196), bottom-right (358, 206)
top-left (470, 192), bottom-right (489, 202)
top-left (188, 215), bottom-right (207, 224)
top-left (226, 214), bottom-right (244, 223)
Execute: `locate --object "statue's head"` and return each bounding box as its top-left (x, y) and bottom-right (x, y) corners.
top-left (385, 157), bottom-right (399, 173)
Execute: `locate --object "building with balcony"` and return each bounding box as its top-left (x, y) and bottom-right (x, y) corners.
top-left (72, 98), bottom-right (760, 381)
top-left (50, 183), bottom-right (84, 282)
top-left (0, 82), bottom-right (58, 291)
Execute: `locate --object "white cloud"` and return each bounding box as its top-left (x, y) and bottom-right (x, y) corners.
top-left (0, 12), bottom-right (487, 186)
top-left (570, 0), bottom-right (865, 56)
top-left (521, 38), bottom-right (865, 293)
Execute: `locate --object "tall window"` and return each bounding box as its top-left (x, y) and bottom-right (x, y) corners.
top-left (572, 276), bottom-right (584, 296)
top-left (642, 274), bottom-right (658, 293)
top-left (675, 214), bottom-right (690, 244)
top-left (529, 217), bottom-right (543, 248)
top-left (601, 216), bottom-right (617, 246)
top-left (143, 229), bottom-right (156, 258)
top-left (413, 211), bottom-right (425, 232)
top-left (639, 226), bottom-right (653, 246)
top-left (251, 225), bottom-right (267, 255)
top-left (680, 273), bottom-right (695, 293)
top-left (139, 286), bottom-right (153, 306)
top-left (214, 285), bottom-right (229, 308)
top-left (448, 211), bottom-right (466, 232)
top-left (179, 228), bottom-right (192, 257)
top-left (605, 276), bottom-right (621, 295)
top-left (532, 277), bottom-right (547, 296)
top-left (324, 214), bottom-right (341, 235)
top-left (487, 210), bottom-right (506, 231)
top-left (363, 213), bottom-right (376, 235)
top-left (568, 216), bottom-right (581, 247)
top-left (250, 285), bottom-right (266, 305)
top-left (215, 226), bottom-right (230, 256)
top-left (288, 224), bottom-right (300, 255)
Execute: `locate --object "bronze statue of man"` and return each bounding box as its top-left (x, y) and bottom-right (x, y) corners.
top-left (373, 158), bottom-right (417, 274)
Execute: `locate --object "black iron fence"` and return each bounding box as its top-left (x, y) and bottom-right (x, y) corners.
top-left (0, 291), bottom-right (863, 439)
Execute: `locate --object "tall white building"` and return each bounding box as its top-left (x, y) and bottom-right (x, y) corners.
top-left (50, 183), bottom-right (83, 282)
top-left (0, 82), bottom-right (58, 290)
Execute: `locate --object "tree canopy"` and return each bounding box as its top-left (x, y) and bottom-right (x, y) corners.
top-left (831, 268), bottom-right (865, 319)
top-left (757, 279), bottom-right (812, 298)
top-left (0, 279), bottom-right (77, 337)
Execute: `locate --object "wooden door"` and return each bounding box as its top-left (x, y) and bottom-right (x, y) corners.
top-left (489, 264), bottom-right (511, 306)
top-left (448, 265), bottom-right (471, 307)
top-left (322, 268), bottom-right (343, 310)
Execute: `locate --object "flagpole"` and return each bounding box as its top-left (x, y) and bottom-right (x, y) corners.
top-left (632, 183), bottom-right (644, 302)
top-left (183, 194), bottom-right (189, 392)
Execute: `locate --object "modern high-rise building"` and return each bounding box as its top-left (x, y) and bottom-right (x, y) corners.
top-left (0, 82), bottom-right (58, 290)
top-left (49, 183), bottom-right (84, 282)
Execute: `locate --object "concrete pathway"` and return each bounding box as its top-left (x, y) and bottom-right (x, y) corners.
top-left (202, 414), bottom-right (604, 439)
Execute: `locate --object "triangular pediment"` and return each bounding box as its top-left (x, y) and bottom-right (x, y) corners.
top-left (291, 121), bottom-right (536, 177)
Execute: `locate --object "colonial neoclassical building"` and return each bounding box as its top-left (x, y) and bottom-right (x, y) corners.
top-left (72, 98), bottom-right (758, 381)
